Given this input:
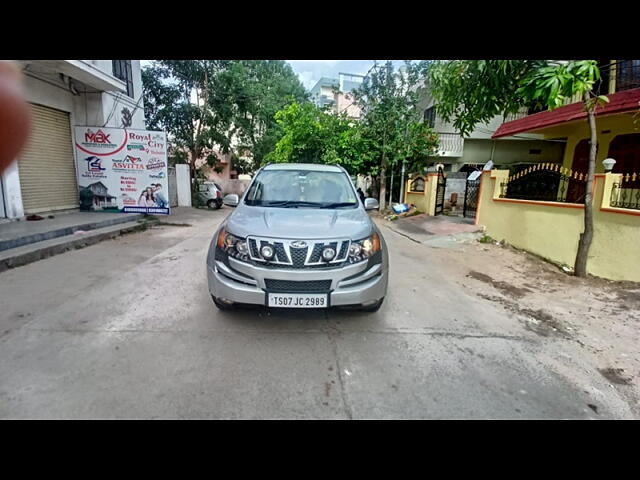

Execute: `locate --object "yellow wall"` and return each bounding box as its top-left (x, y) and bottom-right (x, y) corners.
top-left (405, 191), bottom-right (430, 213)
top-left (590, 174), bottom-right (640, 281)
top-left (476, 170), bottom-right (640, 282)
top-left (403, 174), bottom-right (439, 215)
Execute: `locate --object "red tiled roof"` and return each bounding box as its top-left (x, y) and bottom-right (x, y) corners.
top-left (492, 88), bottom-right (640, 138)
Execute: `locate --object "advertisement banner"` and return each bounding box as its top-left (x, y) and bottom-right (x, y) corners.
top-left (74, 127), bottom-right (170, 215)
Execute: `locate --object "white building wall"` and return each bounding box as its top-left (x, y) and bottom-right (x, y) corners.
top-left (175, 164), bottom-right (192, 207)
top-left (1, 161), bottom-right (25, 219)
top-left (1, 61), bottom-right (146, 218)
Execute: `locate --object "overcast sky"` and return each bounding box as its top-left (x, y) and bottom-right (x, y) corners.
top-left (140, 60), bottom-right (410, 91)
top-left (286, 60), bottom-right (416, 90)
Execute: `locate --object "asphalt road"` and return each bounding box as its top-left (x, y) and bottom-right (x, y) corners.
top-left (0, 207), bottom-right (633, 419)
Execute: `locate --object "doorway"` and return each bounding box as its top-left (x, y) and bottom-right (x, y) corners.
top-left (567, 139), bottom-right (591, 203)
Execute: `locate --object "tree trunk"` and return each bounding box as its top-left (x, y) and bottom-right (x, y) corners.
top-left (370, 176), bottom-right (379, 199)
top-left (189, 148), bottom-right (198, 191)
top-left (379, 130), bottom-right (387, 211)
top-left (573, 99), bottom-right (597, 277)
top-left (389, 166), bottom-right (395, 205)
top-left (379, 162), bottom-right (387, 211)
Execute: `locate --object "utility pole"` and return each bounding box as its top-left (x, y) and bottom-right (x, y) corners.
top-left (399, 123), bottom-right (408, 204)
top-left (389, 164), bottom-right (394, 205)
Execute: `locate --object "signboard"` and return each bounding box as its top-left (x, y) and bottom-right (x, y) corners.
top-left (74, 127), bottom-right (170, 215)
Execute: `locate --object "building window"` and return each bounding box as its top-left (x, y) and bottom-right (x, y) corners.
top-left (112, 60), bottom-right (134, 97)
top-left (592, 59), bottom-right (612, 95)
top-left (409, 177), bottom-right (425, 192)
top-left (608, 134), bottom-right (640, 173)
top-left (423, 107), bottom-right (436, 128)
top-left (616, 60), bottom-right (640, 92)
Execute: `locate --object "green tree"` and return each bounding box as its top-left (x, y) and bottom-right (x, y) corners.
top-left (265, 101), bottom-right (374, 176)
top-left (143, 60), bottom-right (308, 182)
top-left (142, 60), bottom-right (235, 181)
top-left (428, 60), bottom-right (607, 277)
top-left (351, 61), bottom-right (433, 210)
top-left (404, 121), bottom-right (440, 174)
top-left (224, 61), bottom-right (308, 169)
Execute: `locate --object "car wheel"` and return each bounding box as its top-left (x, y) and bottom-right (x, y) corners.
top-left (207, 199), bottom-right (220, 209)
top-left (211, 295), bottom-right (234, 311)
top-left (213, 200), bottom-right (222, 210)
top-left (360, 297), bottom-right (384, 312)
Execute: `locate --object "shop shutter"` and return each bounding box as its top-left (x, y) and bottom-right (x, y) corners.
top-left (18, 104), bottom-right (78, 213)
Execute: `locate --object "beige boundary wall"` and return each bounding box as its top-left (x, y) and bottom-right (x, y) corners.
top-left (476, 170), bottom-right (640, 282)
top-left (403, 173), bottom-right (439, 215)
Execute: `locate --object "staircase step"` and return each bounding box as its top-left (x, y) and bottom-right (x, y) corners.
top-left (0, 214), bottom-right (145, 252)
top-left (0, 219), bottom-right (155, 273)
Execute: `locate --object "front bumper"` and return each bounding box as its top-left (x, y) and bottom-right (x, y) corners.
top-left (207, 256), bottom-right (388, 307)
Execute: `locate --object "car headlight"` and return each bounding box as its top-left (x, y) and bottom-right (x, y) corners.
top-left (216, 228), bottom-right (250, 261)
top-left (347, 233), bottom-right (381, 263)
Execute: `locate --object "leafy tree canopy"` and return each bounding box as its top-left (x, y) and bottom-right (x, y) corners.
top-left (142, 60), bottom-right (308, 174)
top-left (264, 102), bottom-right (373, 175)
top-left (427, 60), bottom-right (604, 136)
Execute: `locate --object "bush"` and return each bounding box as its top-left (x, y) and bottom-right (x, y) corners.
top-left (478, 234), bottom-right (495, 244)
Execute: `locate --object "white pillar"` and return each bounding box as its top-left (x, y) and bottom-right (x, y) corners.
top-left (1, 160), bottom-right (25, 218)
top-left (175, 164), bottom-right (192, 207)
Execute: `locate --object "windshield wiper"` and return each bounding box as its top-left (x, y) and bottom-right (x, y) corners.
top-left (319, 202), bottom-right (357, 209)
top-left (264, 201), bottom-right (322, 208)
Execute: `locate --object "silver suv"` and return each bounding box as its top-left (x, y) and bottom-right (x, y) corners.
top-left (206, 163), bottom-right (388, 312)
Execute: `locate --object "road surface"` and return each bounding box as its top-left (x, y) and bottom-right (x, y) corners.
top-left (0, 207), bottom-right (635, 419)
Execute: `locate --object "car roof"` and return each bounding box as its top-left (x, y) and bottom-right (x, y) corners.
top-left (262, 163), bottom-right (344, 173)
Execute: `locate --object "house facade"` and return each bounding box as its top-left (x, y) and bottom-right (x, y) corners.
top-left (473, 59), bottom-right (640, 282)
top-left (492, 60), bottom-right (640, 177)
top-left (309, 73), bottom-right (363, 119)
top-left (195, 150), bottom-right (238, 183)
top-left (0, 60), bottom-right (146, 219)
top-left (415, 84), bottom-right (566, 174)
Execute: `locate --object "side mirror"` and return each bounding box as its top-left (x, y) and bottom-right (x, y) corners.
top-left (364, 198), bottom-right (379, 211)
top-left (223, 194), bottom-right (239, 207)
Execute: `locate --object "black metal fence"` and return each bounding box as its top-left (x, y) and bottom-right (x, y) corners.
top-left (611, 173), bottom-right (640, 210)
top-left (500, 164), bottom-right (587, 204)
top-left (463, 179), bottom-right (480, 218)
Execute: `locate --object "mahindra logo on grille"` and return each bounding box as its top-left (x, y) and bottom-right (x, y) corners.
top-left (291, 241), bottom-right (307, 248)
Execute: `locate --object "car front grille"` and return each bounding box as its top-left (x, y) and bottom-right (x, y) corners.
top-left (246, 237), bottom-right (350, 268)
top-left (264, 279), bottom-right (332, 292)
top-left (289, 247), bottom-right (309, 267)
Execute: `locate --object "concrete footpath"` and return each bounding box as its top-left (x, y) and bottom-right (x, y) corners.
top-left (0, 208), bottom-right (198, 273)
top-left (384, 213), bottom-right (483, 248)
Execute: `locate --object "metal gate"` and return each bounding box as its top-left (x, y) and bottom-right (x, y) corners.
top-left (463, 176), bottom-right (481, 218)
top-left (434, 167), bottom-right (446, 215)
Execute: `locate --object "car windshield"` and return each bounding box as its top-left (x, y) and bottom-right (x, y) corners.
top-left (244, 169), bottom-right (358, 208)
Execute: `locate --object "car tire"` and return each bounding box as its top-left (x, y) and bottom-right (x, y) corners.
top-left (211, 295), bottom-right (234, 311)
top-left (207, 199), bottom-right (221, 210)
top-left (361, 297), bottom-right (384, 312)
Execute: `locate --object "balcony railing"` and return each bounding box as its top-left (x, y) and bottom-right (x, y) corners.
top-left (436, 133), bottom-right (464, 157)
top-left (499, 163), bottom-right (587, 204)
top-left (504, 110), bottom-right (529, 122)
top-left (610, 173), bottom-right (640, 210)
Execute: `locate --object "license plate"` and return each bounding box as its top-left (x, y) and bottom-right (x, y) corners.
top-left (267, 293), bottom-right (328, 308)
